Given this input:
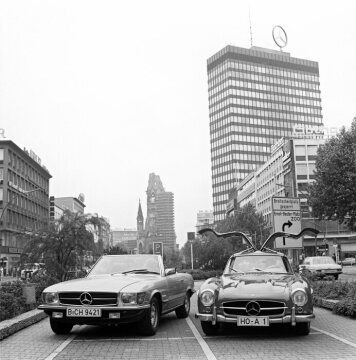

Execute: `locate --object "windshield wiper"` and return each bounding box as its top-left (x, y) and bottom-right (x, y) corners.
top-left (228, 267), bottom-right (245, 274)
top-left (121, 269), bottom-right (160, 275)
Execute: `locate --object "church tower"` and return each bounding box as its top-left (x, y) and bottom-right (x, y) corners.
top-left (137, 199), bottom-right (144, 232)
top-left (136, 199), bottom-right (145, 253)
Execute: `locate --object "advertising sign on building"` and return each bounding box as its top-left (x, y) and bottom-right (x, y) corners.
top-left (272, 197), bottom-right (302, 249)
top-left (153, 242), bottom-right (163, 256)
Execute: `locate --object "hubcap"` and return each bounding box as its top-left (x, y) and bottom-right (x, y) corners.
top-left (151, 303), bottom-right (158, 327)
top-left (185, 296), bottom-right (190, 312)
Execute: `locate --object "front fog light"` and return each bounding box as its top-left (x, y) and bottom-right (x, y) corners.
top-left (292, 289), bottom-right (307, 306)
top-left (200, 290), bottom-right (214, 306)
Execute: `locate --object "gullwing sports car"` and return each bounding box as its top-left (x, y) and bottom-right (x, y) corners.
top-left (39, 254), bottom-right (194, 336)
top-left (196, 228), bottom-right (319, 336)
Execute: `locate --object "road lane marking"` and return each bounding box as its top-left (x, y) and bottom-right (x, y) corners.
top-left (44, 327), bottom-right (83, 360)
top-left (186, 317), bottom-right (217, 360)
top-left (311, 326), bottom-right (356, 349)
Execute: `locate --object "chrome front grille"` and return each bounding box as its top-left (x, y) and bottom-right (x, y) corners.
top-left (59, 292), bottom-right (117, 306)
top-left (222, 300), bottom-right (286, 316)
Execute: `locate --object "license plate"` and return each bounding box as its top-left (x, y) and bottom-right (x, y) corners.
top-left (66, 308), bottom-right (101, 317)
top-left (237, 316), bottom-right (269, 326)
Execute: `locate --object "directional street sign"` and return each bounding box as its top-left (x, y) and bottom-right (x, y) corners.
top-left (153, 242), bottom-right (163, 256)
top-left (272, 197), bottom-right (302, 249)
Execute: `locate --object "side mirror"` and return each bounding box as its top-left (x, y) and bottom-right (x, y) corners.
top-left (165, 268), bottom-right (177, 276)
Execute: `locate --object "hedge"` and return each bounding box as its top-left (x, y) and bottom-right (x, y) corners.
top-left (310, 278), bottom-right (356, 317)
top-left (0, 281), bottom-right (26, 321)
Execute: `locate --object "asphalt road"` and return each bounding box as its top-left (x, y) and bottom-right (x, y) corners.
top-left (1, 281), bottom-right (356, 360)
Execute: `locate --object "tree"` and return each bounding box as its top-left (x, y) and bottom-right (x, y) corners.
top-left (215, 203), bottom-right (269, 249)
top-left (104, 245), bottom-right (128, 255)
top-left (181, 204), bottom-right (269, 271)
top-left (21, 211), bottom-right (98, 281)
top-left (309, 118), bottom-right (356, 230)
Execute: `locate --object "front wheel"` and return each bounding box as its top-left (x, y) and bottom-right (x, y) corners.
top-left (294, 322), bottom-right (310, 336)
top-left (50, 319), bottom-right (73, 335)
top-left (175, 293), bottom-right (190, 318)
top-left (139, 297), bottom-right (160, 336)
top-left (334, 274), bottom-right (339, 280)
top-left (201, 321), bottom-right (220, 336)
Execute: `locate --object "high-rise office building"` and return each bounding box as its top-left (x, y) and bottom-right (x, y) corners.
top-left (207, 45), bottom-right (323, 221)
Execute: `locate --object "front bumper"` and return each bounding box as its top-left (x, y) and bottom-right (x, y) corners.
top-left (38, 304), bottom-right (150, 325)
top-left (196, 307), bottom-right (314, 326)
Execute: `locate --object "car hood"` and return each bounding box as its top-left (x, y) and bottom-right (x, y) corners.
top-left (44, 274), bottom-right (160, 293)
top-left (218, 273), bottom-right (299, 302)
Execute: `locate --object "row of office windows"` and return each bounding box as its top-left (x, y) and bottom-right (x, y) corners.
top-left (210, 106), bottom-right (323, 124)
top-left (209, 102), bottom-right (322, 119)
top-left (211, 134), bottom-right (284, 152)
top-left (208, 61), bottom-right (318, 84)
top-left (209, 73), bottom-right (320, 95)
top-left (209, 89), bottom-right (321, 108)
top-left (210, 117), bottom-right (320, 134)
top-left (211, 150), bottom-right (269, 167)
top-left (211, 125), bottom-right (291, 142)
top-left (0, 148), bottom-right (50, 193)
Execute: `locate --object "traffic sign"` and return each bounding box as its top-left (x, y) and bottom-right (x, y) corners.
top-left (272, 197), bottom-right (302, 249)
top-left (187, 232), bottom-right (195, 241)
top-left (153, 242), bottom-right (163, 256)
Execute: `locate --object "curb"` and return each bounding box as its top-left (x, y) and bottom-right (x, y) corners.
top-left (0, 309), bottom-right (47, 341)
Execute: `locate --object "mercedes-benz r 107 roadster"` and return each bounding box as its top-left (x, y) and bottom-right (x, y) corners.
top-left (196, 228), bottom-right (319, 336)
top-left (39, 254), bottom-right (194, 336)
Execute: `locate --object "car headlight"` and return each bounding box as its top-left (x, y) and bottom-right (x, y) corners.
top-left (121, 292), bottom-right (147, 305)
top-left (292, 289), bottom-right (307, 306)
top-left (43, 292), bottom-right (59, 304)
top-left (200, 289), bottom-right (215, 306)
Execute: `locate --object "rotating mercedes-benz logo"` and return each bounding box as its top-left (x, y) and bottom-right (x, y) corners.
top-left (80, 292), bottom-right (93, 305)
top-left (272, 25), bottom-right (288, 50)
top-left (246, 301), bottom-right (260, 316)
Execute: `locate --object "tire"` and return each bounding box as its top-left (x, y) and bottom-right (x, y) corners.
top-left (175, 293), bottom-right (190, 318)
top-left (334, 274), bottom-right (339, 280)
top-left (294, 322), bottom-right (310, 336)
top-left (201, 321), bottom-right (220, 336)
top-left (50, 319), bottom-right (73, 335)
top-left (139, 297), bottom-right (160, 336)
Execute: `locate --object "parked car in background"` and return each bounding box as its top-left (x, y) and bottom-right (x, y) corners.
top-left (196, 228), bottom-right (318, 336)
top-left (341, 257), bottom-right (356, 266)
top-left (39, 254), bottom-right (194, 336)
top-left (21, 263), bottom-right (45, 279)
top-left (299, 256), bottom-right (342, 279)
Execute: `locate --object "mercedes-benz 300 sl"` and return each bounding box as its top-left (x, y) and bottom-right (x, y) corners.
top-left (196, 228), bottom-right (318, 336)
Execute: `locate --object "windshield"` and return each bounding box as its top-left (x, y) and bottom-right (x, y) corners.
top-left (225, 255), bottom-right (290, 274)
top-left (308, 257), bottom-right (336, 265)
top-left (89, 255), bottom-right (161, 276)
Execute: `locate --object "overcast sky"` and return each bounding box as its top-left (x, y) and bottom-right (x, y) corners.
top-left (1, 0), bottom-right (355, 247)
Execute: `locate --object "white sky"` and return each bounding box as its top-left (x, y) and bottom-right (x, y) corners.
top-left (1, 0), bottom-right (355, 247)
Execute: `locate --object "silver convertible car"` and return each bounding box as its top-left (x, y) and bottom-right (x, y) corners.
top-left (39, 254), bottom-right (195, 336)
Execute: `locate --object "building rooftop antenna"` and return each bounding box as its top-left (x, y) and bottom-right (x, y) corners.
top-left (249, 7), bottom-right (253, 47)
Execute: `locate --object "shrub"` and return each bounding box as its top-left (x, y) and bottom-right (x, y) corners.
top-left (179, 269), bottom-right (223, 280)
top-left (0, 281), bottom-right (26, 321)
top-left (332, 285), bottom-right (356, 317)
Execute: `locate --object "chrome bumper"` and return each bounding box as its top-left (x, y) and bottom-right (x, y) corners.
top-left (38, 304), bottom-right (150, 311)
top-left (195, 308), bottom-right (314, 325)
